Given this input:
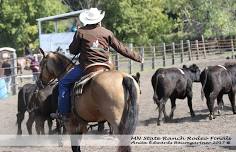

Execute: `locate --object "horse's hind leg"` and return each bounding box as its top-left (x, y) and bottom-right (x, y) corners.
top-left (228, 91), bottom-right (236, 114)
top-left (16, 112), bottom-right (25, 135)
top-left (26, 112), bottom-right (35, 135)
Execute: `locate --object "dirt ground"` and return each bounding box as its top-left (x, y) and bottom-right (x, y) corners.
top-left (0, 57), bottom-right (236, 152)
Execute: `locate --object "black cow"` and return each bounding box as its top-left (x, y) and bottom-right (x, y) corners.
top-left (27, 83), bottom-right (58, 134)
top-left (151, 64), bottom-right (201, 125)
top-left (200, 64), bottom-right (236, 120)
top-left (16, 83), bottom-right (57, 135)
top-left (16, 83), bottom-right (38, 134)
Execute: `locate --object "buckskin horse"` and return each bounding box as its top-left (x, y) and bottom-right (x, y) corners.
top-left (38, 48), bottom-right (140, 152)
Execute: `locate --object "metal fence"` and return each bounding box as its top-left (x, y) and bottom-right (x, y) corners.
top-left (0, 55), bottom-right (41, 96)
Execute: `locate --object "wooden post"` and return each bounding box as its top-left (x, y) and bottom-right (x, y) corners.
top-left (202, 35), bottom-right (206, 58)
top-left (214, 37), bottom-right (219, 54)
top-left (196, 40), bottom-right (199, 60)
top-left (172, 42), bottom-right (175, 65)
top-left (152, 46), bottom-right (156, 69)
top-left (231, 39), bottom-right (235, 59)
top-left (115, 52), bottom-right (119, 70)
top-left (187, 40), bottom-right (192, 61)
top-left (128, 43), bottom-right (133, 74)
top-left (180, 40), bottom-right (184, 63)
top-left (163, 43), bottom-right (166, 67)
top-left (140, 47), bottom-right (144, 71)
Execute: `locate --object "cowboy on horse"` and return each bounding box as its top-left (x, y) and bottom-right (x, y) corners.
top-left (51, 8), bottom-right (142, 122)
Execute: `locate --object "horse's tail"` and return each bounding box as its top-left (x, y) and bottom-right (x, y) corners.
top-left (119, 76), bottom-right (139, 135)
top-left (201, 68), bottom-right (208, 101)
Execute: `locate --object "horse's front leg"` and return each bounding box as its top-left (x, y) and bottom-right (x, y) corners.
top-left (65, 115), bottom-right (88, 152)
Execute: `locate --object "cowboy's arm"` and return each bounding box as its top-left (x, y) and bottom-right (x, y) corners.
top-left (109, 34), bottom-right (141, 62)
top-left (69, 32), bottom-right (81, 55)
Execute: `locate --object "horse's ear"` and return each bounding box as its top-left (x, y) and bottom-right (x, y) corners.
top-left (39, 48), bottom-right (46, 57)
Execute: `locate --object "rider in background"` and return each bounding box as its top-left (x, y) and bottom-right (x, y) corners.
top-left (52, 8), bottom-right (142, 121)
top-left (29, 56), bottom-right (40, 81)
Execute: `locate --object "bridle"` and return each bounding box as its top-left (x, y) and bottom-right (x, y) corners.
top-left (39, 53), bottom-right (77, 86)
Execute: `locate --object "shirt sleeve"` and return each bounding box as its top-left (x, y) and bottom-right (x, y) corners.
top-left (109, 33), bottom-right (141, 62)
top-left (69, 31), bottom-right (81, 55)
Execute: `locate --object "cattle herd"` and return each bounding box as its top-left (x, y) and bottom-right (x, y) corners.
top-left (16, 62), bottom-right (236, 135)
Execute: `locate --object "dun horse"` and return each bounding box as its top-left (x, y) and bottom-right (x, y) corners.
top-left (38, 49), bottom-right (140, 152)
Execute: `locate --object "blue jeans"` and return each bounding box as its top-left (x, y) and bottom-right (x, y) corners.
top-left (58, 64), bottom-right (84, 114)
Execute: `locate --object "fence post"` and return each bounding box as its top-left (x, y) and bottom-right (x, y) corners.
top-left (12, 52), bottom-right (17, 95)
top-left (187, 40), bottom-right (192, 61)
top-left (180, 40), bottom-right (184, 63)
top-left (140, 47), bottom-right (144, 71)
top-left (128, 43), bottom-right (133, 74)
top-left (115, 52), bottom-right (119, 70)
top-left (172, 42), bottom-right (175, 65)
top-left (231, 39), bottom-right (235, 59)
top-left (214, 37), bottom-right (219, 54)
top-left (196, 40), bottom-right (199, 60)
top-left (163, 43), bottom-right (166, 67)
top-left (152, 46), bottom-right (156, 69)
top-left (202, 35), bottom-right (206, 58)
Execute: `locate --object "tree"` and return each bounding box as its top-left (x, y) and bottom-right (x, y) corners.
top-left (62, 0), bottom-right (103, 10)
top-left (100, 0), bottom-right (174, 45)
top-left (0, 0), bottom-right (68, 55)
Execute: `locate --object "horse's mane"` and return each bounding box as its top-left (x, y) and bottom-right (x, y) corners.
top-left (51, 52), bottom-right (72, 63)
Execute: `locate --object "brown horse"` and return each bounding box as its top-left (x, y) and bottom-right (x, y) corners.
top-left (38, 49), bottom-right (140, 152)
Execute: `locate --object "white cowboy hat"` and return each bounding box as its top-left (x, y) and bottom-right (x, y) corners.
top-left (79, 8), bottom-right (105, 25)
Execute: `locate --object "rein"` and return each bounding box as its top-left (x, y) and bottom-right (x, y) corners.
top-left (41, 53), bottom-right (77, 86)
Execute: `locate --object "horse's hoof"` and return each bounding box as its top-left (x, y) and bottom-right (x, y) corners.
top-left (233, 111), bottom-right (236, 114)
top-left (157, 121), bottom-right (161, 126)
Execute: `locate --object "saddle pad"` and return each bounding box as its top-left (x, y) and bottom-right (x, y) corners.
top-left (73, 70), bottom-right (104, 95)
